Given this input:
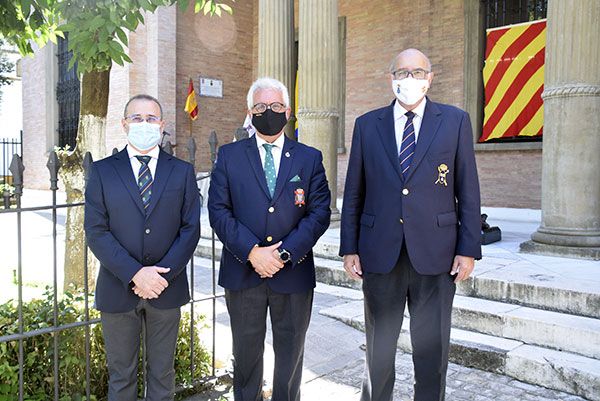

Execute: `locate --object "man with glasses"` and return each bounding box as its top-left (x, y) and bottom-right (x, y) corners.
top-left (208, 77), bottom-right (331, 401)
top-left (85, 94), bottom-right (201, 400)
top-left (340, 49), bottom-right (481, 401)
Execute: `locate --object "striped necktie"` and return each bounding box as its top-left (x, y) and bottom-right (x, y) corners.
top-left (263, 143), bottom-right (276, 197)
top-left (399, 111), bottom-right (416, 178)
top-left (136, 155), bottom-right (153, 211)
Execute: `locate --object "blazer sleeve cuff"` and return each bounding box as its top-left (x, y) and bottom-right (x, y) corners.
top-left (120, 262), bottom-right (143, 290)
top-left (455, 244), bottom-right (482, 260)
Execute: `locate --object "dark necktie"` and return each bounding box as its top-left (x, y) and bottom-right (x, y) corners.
top-left (136, 155), bottom-right (153, 211)
top-left (399, 111), bottom-right (416, 178)
top-left (263, 143), bottom-right (276, 197)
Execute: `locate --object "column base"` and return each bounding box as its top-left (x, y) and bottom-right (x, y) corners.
top-left (520, 240), bottom-right (600, 261)
top-left (329, 207), bottom-right (341, 229)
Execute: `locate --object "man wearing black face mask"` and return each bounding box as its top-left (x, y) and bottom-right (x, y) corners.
top-left (208, 77), bottom-right (331, 401)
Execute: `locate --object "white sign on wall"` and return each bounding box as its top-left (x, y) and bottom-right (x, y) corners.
top-left (199, 77), bottom-right (223, 98)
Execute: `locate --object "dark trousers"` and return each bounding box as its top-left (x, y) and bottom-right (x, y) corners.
top-left (101, 299), bottom-right (181, 401)
top-left (360, 246), bottom-right (456, 401)
top-left (225, 282), bottom-right (314, 401)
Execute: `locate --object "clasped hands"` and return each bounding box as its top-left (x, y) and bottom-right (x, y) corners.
top-left (248, 241), bottom-right (285, 279)
top-left (132, 266), bottom-right (170, 299)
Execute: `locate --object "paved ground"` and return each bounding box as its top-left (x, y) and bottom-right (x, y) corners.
top-left (183, 257), bottom-right (589, 401)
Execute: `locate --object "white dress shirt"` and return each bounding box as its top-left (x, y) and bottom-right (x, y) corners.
top-left (393, 98), bottom-right (427, 155)
top-left (256, 133), bottom-right (285, 177)
top-left (127, 144), bottom-right (160, 182)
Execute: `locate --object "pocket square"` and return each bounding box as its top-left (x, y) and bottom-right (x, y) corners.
top-left (290, 175), bottom-right (301, 182)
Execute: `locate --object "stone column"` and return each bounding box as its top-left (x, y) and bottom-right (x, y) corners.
top-left (257, 0), bottom-right (295, 139)
top-left (298, 0), bottom-right (339, 219)
top-left (521, 0), bottom-right (600, 260)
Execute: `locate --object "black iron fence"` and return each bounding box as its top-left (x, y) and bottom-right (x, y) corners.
top-left (0, 130), bottom-right (230, 400)
top-left (1, 131), bottom-right (23, 185)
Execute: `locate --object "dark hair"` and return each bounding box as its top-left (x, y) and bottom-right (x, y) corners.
top-left (123, 94), bottom-right (163, 119)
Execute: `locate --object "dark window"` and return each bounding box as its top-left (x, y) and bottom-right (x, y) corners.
top-left (485, 0), bottom-right (547, 29)
top-left (56, 34), bottom-right (80, 150)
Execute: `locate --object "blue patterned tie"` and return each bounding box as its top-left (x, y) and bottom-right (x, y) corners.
top-left (263, 144), bottom-right (276, 197)
top-left (136, 155), bottom-right (153, 211)
top-left (399, 111), bottom-right (416, 178)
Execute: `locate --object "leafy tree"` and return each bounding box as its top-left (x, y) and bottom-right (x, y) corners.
top-left (0, 0), bottom-right (233, 288)
top-left (0, 39), bottom-right (15, 104)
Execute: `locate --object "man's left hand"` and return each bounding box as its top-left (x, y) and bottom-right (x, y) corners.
top-left (450, 255), bottom-right (474, 283)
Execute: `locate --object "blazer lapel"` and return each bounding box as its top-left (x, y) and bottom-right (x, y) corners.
top-left (271, 137), bottom-right (295, 202)
top-left (246, 135), bottom-right (272, 199)
top-left (112, 147), bottom-right (145, 215)
top-left (376, 101), bottom-right (403, 181)
top-left (404, 99), bottom-right (442, 182)
top-left (145, 148), bottom-right (175, 218)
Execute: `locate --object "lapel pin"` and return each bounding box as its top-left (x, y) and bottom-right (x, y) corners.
top-left (294, 188), bottom-right (305, 207)
top-left (435, 163), bottom-right (449, 186)
top-left (285, 152), bottom-right (290, 158)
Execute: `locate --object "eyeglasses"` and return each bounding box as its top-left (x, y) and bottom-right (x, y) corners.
top-left (251, 102), bottom-right (286, 114)
top-left (391, 68), bottom-right (430, 80)
top-left (125, 114), bottom-right (162, 124)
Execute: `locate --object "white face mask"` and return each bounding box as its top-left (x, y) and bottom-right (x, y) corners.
top-left (392, 77), bottom-right (430, 106)
top-left (127, 122), bottom-right (161, 151)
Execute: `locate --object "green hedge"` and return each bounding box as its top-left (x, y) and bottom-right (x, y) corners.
top-left (0, 287), bottom-right (211, 401)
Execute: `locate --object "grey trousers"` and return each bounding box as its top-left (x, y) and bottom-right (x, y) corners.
top-left (360, 246), bottom-right (456, 401)
top-left (225, 282), bottom-right (314, 401)
top-left (101, 299), bottom-right (181, 401)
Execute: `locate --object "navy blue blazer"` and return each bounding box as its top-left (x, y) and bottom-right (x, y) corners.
top-left (208, 135), bottom-right (331, 293)
top-left (340, 99), bottom-right (482, 275)
top-left (85, 147), bottom-right (201, 313)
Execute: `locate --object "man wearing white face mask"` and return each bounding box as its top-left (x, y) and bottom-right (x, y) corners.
top-left (85, 94), bottom-right (200, 401)
top-left (340, 49), bottom-right (481, 401)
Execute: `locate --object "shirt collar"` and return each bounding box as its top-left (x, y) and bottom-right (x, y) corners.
top-left (256, 133), bottom-right (285, 150)
top-left (127, 144), bottom-right (160, 160)
top-left (394, 97), bottom-right (427, 120)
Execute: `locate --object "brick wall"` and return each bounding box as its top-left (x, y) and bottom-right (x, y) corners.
top-left (337, 0), bottom-right (467, 197)
top-left (176, 0), bottom-right (255, 172)
top-left (21, 44), bottom-right (57, 190)
top-left (476, 149), bottom-right (542, 209)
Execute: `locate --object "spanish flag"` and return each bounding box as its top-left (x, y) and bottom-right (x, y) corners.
top-left (184, 78), bottom-right (199, 121)
top-left (480, 19), bottom-right (546, 142)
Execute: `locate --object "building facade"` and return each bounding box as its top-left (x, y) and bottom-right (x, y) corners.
top-left (21, 0), bottom-right (547, 209)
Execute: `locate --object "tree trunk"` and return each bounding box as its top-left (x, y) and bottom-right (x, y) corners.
top-left (59, 68), bottom-right (110, 291)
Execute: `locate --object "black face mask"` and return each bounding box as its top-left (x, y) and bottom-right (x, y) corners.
top-left (252, 109), bottom-right (288, 136)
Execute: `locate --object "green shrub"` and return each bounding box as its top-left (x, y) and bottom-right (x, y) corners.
top-left (0, 287), bottom-right (211, 401)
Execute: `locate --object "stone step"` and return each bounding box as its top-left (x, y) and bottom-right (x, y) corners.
top-left (315, 282), bottom-right (600, 361)
top-left (320, 300), bottom-right (600, 401)
top-left (195, 236), bottom-right (600, 319)
top-left (196, 238), bottom-right (600, 359)
top-left (452, 294), bottom-right (600, 360)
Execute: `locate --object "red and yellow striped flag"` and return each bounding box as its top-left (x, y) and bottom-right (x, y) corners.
top-left (184, 78), bottom-right (199, 121)
top-left (480, 19), bottom-right (546, 142)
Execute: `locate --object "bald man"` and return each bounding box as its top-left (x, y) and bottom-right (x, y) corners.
top-left (340, 49), bottom-right (481, 401)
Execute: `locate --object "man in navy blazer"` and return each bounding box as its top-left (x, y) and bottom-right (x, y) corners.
top-left (208, 77), bottom-right (331, 401)
top-left (340, 49), bottom-right (482, 401)
top-left (85, 94), bottom-right (200, 401)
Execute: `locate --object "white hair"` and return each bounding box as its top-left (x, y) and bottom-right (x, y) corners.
top-left (246, 77), bottom-right (290, 109)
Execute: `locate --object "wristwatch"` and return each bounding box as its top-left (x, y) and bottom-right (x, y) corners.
top-left (278, 248), bottom-right (291, 263)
